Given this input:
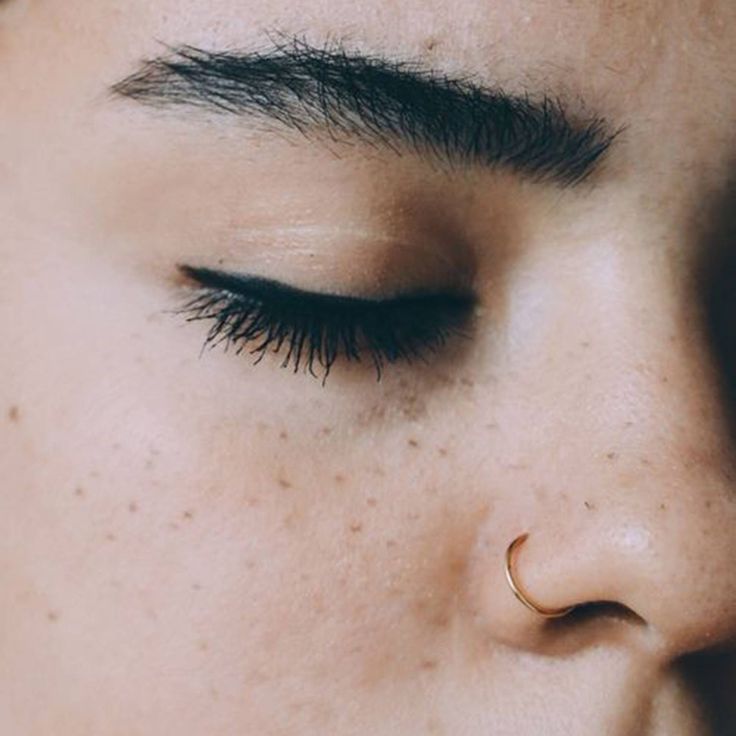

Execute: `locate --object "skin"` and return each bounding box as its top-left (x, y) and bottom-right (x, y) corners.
top-left (1, 0), bottom-right (736, 733)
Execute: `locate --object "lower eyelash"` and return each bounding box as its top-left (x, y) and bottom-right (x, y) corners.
top-left (173, 270), bottom-right (474, 383)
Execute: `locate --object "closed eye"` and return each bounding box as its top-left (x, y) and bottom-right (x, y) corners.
top-left (173, 264), bottom-right (475, 383)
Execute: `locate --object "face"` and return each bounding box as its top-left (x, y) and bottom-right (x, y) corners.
top-left (2, 0), bottom-right (736, 733)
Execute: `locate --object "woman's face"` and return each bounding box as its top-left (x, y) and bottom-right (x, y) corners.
top-left (2, 1), bottom-right (736, 733)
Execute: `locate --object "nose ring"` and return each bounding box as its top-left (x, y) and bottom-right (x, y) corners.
top-left (504, 533), bottom-right (575, 619)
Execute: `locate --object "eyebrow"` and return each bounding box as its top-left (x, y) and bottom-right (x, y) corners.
top-left (111, 37), bottom-right (621, 187)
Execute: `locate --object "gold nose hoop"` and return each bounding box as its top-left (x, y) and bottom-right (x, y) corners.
top-left (504, 533), bottom-right (575, 619)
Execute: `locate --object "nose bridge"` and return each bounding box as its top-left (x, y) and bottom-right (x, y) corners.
top-left (502, 233), bottom-right (722, 454)
top-left (476, 236), bottom-right (736, 659)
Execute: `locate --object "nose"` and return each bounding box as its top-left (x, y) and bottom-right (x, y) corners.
top-left (468, 242), bottom-right (736, 660)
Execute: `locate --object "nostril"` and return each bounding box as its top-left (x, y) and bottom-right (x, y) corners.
top-left (550, 600), bottom-right (648, 630)
top-left (525, 601), bottom-right (651, 657)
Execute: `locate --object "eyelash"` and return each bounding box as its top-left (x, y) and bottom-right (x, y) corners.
top-left (174, 265), bottom-right (474, 382)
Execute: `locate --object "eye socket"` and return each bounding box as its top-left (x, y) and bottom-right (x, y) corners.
top-left (173, 264), bottom-right (475, 383)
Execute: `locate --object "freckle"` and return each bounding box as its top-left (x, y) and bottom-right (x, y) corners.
top-left (210, 688), bottom-right (219, 701)
top-left (47, 610), bottom-right (59, 622)
top-left (8, 405), bottom-right (19, 422)
top-left (349, 521), bottom-right (363, 533)
top-left (182, 509), bottom-right (194, 520)
top-left (624, 421), bottom-right (634, 428)
top-left (366, 497), bottom-right (377, 507)
top-left (640, 457), bottom-right (651, 466)
top-left (74, 486), bottom-right (85, 498)
top-left (279, 430), bottom-right (288, 440)
top-left (584, 501), bottom-right (595, 510)
top-left (105, 532), bottom-right (117, 541)
top-left (128, 501), bottom-right (138, 513)
top-left (282, 512), bottom-right (299, 528)
top-left (245, 559), bottom-right (257, 570)
top-left (277, 477), bottom-right (293, 489)
top-left (420, 659), bottom-right (438, 670)
top-left (485, 423), bottom-right (498, 431)
top-left (580, 340), bottom-right (591, 348)
top-left (386, 539), bottom-right (397, 548)
top-left (705, 500), bottom-right (712, 509)
top-left (198, 640), bottom-right (209, 652)
top-left (408, 438), bottom-right (420, 448)
top-left (606, 452), bottom-right (617, 460)
top-left (437, 447), bottom-right (448, 457)
top-left (659, 503), bottom-right (667, 511)
top-left (432, 615), bottom-right (450, 628)
top-left (660, 375), bottom-right (669, 384)
top-left (334, 473), bottom-right (345, 484)
top-left (320, 426), bottom-right (332, 436)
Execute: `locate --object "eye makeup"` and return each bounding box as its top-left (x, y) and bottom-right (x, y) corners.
top-left (174, 264), bottom-right (475, 383)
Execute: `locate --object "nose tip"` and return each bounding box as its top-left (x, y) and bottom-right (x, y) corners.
top-left (471, 508), bottom-right (736, 660)
top-left (474, 529), bottom-right (651, 656)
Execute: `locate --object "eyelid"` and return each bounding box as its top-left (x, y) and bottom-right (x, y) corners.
top-left (174, 263), bottom-right (476, 383)
top-left (176, 264), bottom-right (471, 305)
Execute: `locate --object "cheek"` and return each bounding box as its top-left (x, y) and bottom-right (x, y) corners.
top-left (0, 247), bottom-right (483, 719)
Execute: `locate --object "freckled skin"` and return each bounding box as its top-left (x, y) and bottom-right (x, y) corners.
top-left (1, 1), bottom-right (736, 735)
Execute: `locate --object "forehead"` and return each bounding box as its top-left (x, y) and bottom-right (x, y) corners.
top-left (84, 0), bottom-right (734, 86)
top-left (63, 1), bottom-right (735, 125)
top-left (14, 0), bottom-right (736, 192)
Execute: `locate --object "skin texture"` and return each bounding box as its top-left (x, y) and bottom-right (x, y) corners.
top-left (1, 0), bottom-right (736, 734)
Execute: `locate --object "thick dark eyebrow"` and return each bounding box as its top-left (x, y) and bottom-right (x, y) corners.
top-left (111, 38), bottom-right (621, 186)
